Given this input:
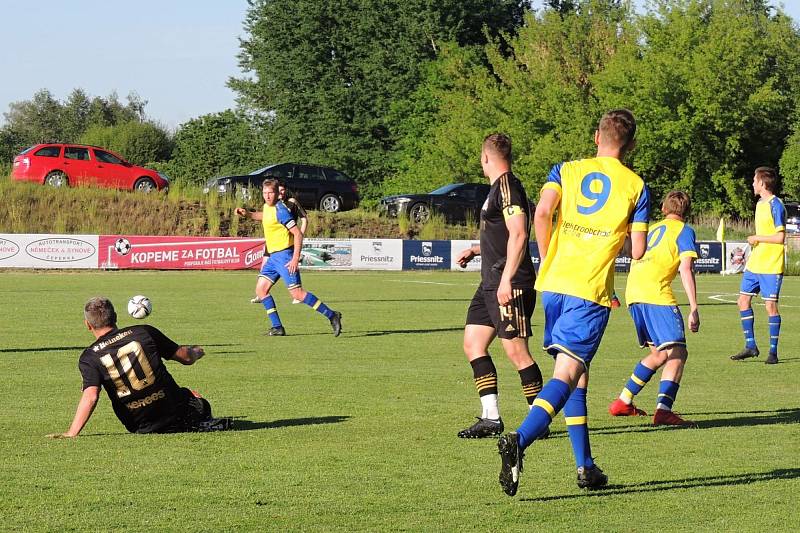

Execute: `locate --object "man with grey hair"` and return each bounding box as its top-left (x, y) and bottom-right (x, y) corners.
top-left (48, 297), bottom-right (231, 437)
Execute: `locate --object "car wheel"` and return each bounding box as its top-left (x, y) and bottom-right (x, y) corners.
top-left (44, 171), bottom-right (68, 188)
top-left (409, 203), bottom-right (430, 224)
top-left (319, 194), bottom-right (342, 213)
top-left (134, 177), bottom-right (156, 193)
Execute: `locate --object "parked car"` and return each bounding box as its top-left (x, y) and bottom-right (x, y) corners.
top-left (203, 163), bottom-right (359, 212)
top-left (379, 183), bottom-right (491, 224)
top-left (786, 201), bottom-right (799, 234)
top-left (11, 143), bottom-right (169, 192)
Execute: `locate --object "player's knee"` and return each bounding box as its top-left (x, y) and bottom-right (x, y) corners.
top-left (666, 345), bottom-right (688, 362)
top-left (737, 295), bottom-right (751, 310)
top-left (289, 287), bottom-right (306, 300)
top-left (765, 301), bottom-right (779, 315)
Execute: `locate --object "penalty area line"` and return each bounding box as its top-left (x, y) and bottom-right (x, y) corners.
top-left (708, 293), bottom-right (800, 307)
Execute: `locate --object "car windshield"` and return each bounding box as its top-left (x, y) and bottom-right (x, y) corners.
top-left (430, 184), bottom-right (461, 195)
top-left (249, 165), bottom-right (276, 176)
top-left (18, 146), bottom-right (36, 155)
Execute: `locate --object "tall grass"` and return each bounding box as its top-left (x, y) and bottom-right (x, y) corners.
top-left (690, 212), bottom-right (752, 241)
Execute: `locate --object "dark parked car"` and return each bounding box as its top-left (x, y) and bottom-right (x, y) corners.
top-left (203, 163), bottom-right (359, 212)
top-left (379, 183), bottom-right (491, 224)
top-left (786, 201), bottom-right (799, 234)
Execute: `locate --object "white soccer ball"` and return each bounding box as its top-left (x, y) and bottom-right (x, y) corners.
top-left (128, 295), bottom-right (152, 319)
top-left (115, 237), bottom-right (132, 256)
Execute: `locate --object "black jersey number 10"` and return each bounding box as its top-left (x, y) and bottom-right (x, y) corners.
top-left (99, 341), bottom-right (156, 398)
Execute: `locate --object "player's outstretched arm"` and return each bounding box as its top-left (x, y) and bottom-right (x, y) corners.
top-left (236, 207), bottom-right (263, 221)
top-left (456, 244), bottom-right (480, 268)
top-left (678, 257), bottom-right (700, 333)
top-left (534, 189), bottom-right (559, 260)
top-left (47, 386), bottom-right (100, 438)
top-left (172, 345), bottom-right (205, 365)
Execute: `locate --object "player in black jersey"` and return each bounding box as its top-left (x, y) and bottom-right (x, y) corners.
top-left (455, 133), bottom-right (544, 439)
top-left (47, 297), bottom-right (231, 438)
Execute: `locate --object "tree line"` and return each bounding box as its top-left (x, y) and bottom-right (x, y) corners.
top-left (2, 0), bottom-right (799, 216)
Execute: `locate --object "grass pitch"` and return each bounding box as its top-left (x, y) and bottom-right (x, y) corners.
top-left (1, 270), bottom-right (798, 531)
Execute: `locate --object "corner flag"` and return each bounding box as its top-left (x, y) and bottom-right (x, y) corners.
top-left (716, 217), bottom-right (725, 242)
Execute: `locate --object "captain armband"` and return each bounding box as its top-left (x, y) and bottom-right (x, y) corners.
top-left (503, 205), bottom-right (524, 220)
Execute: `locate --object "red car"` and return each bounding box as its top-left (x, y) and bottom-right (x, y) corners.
top-left (11, 143), bottom-right (169, 192)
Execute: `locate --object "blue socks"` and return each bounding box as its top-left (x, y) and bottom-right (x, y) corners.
top-left (740, 309), bottom-right (756, 349)
top-left (302, 292), bottom-right (335, 319)
top-left (262, 295), bottom-right (282, 327)
top-left (656, 380), bottom-right (680, 411)
top-left (516, 378), bottom-right (571, 448)
top-left (564, 387), bottom-right (593, 468)
top-left (621, 362), bottom-right (656, 403)
top-left (768, 315), bottom-right (781, 356)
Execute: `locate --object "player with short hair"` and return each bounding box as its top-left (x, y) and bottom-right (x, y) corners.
top-left (48, 297), bottom-right (230, 438)
top-left (236, 179), bottom-right (342, 337)
top-left (251, 181), bottom-right (309, 304)
top-left (455, 133), bottom-right (544, 439)
top-left (497, 109), bottom-right (650, 496)
top-left (608, 190), bottom-right (700, 427)
top-left (730, 167), bottom-right (786, 364)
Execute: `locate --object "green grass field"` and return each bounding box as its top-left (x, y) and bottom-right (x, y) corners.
top-left (1, 270), bottom-right (798, 531)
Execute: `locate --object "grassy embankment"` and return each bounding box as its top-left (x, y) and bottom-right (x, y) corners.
top-left (0, 179), bottom-right (478, 240)
top-left (4, 177), bottom-right (800, 273)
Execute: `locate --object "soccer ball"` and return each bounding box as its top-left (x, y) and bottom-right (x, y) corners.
top-left (115, 237), bottom-right (132, 256)
top-left (128, 295), bottom-right (152, 319)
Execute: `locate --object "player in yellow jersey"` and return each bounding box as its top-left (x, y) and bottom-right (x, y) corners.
top-left (608, 191), bottom-right (700, 427)
top-left (236, 179), bottom-right (342, 337)
top-left (498, 109), bottom-right (649, 496)
top-left (730, 167), bottom-right (786, 364)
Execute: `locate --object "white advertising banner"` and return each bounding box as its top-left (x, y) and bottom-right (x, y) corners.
top-left (0, 234), bottom-right (99, 269)
top-left (450, 239), bottom-right (481, 271)
top-left (351, 239), bottom-right (403, 270)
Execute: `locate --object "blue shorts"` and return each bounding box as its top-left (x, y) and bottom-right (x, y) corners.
top-left (541, 292), bottom-right (611, 367)
top-left (628, 303), bottom-right (685, 350)
top-left (260, 248), bottom-right (301, 289)
top-left (740, 271), bottom-right (782, 301)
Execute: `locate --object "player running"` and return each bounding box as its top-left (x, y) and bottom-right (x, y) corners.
top-left (730, 167), bottom-right (786, 365)
top-left (455, 133), bottom-right (544, 439)
top-left (608, 191), bottom-right (700, 427)
top-left (48, 297), bottom-right (231, 437)
top-left (497, 109), bottom-right (649, 496)
top-left (236, 179), bottom-right (342, 337)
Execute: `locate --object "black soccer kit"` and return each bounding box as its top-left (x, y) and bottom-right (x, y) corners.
top-left (466, 172), bottom-right (536, 339)
top-left (78, 325), bottom-right (208, 433)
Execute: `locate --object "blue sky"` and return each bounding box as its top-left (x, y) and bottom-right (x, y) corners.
top-left (1, 1), bottom-right (797, 130)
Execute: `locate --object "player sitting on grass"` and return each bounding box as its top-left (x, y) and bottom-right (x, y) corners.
top-left (236, 178), bottom-right (342, 337)
top-left (730, 167), bottom-right (786, 365)
top-left (48, 297), bottom-right (231, 438)
top-left (608, 190), bottom-right (700, 427)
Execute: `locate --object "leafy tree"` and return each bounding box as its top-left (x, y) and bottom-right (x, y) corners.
top-left (79, 121), bottom-right (173, 166)
top-left (230, 0), bottom-right (526, 200)
top-left (394, 0), bottom-right (635, 196)
top-left (2, 89), bottom-right (146, 147)
top-left (158, 110), bottom-right (267, 185)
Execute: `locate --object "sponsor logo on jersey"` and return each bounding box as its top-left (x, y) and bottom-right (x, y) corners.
top-left (126, 389), bottom-right (166, 410)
